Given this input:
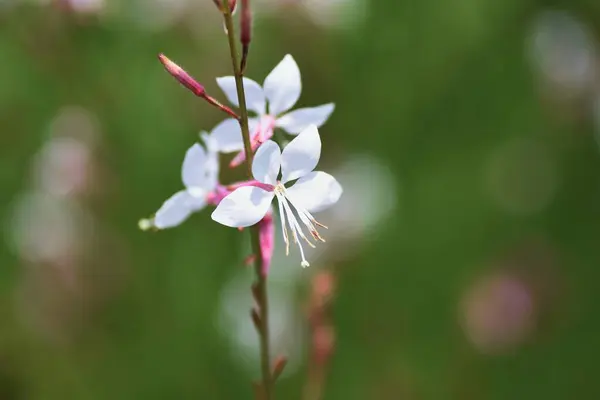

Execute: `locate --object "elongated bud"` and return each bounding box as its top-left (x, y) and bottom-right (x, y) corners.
top-left (272, 355), bottom-right (288, 381)
top-left (259, 213), bottom-right (274, 276)
top-left (158, 54), bottom-right (205, 97)
top-left (158, 53), bottom-right (240, 120)
top-left (240, 0), bottom-right (250, 42)
top-left (240, 0), bottom-right (251, 73)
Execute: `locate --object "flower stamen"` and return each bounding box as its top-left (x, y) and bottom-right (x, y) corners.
top-left (302, 207), bottom-right (328, 230)
top-left (276, 192), bottom-right (312, 267)
top-left (275, 193), bottom-right (290, 255)
top-left (284, 193), bottom-right (327, 243)
top-left (281, 198), bottom-right (316, 249)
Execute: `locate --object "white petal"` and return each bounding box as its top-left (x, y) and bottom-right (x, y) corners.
top-left (205, 160), bottom-right (219, 191)
top-left (276, 103), bottom-right (335, 134)
top-left (154, 191), bottom-right (194, 229)
top-left (186, 189), bottom-right (209, 211)
top-left (285, 171), bottom-right (342, 213)
top-left (211, 118), bottom-right (262, 153)
top-left (200, 130), bottom-right (218, 153)
top-left (280, 125), bottom-right (321, 183)
top-left (211, 118), bottom-right (244, 153)
top-left (205, 153), bottom-right (220, 190)
top-left (216, 76), bottom-right (266, 115)
top-left (198, 131), bottom-right (220, 189)
top-left (263, 54), bottom-right (301, 116)
top-left (252, 140), bottom-right (281, 185)
top-left (181, 143), bottom-right (209, 189)
top-left (211, 187), bottom-right (274, 228)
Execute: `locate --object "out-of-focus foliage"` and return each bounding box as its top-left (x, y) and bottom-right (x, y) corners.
top-left (1, 0), bottom-right (600, 399)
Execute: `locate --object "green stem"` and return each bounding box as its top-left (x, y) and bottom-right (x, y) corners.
top-left (222, 4), bottom-right (273, 399)
top-left (223, 7), bottom-right (254, 178)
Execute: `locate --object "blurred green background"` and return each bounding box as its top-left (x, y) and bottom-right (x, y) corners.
top-left (2, 0), bottom-right (600, 398)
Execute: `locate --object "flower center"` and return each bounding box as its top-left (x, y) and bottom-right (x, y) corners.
top-left (253, 115), bottom-right (277, 143)
top-left (273, 182), bottom-right (286, 195)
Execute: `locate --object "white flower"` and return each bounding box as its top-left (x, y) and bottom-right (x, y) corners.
top-left (211, 125), bottom-right (342, 267)
top-left (270, 153), bottom-right (398, 268)
top-left (141, 132), bottom-right (219, 229)
top-left (211, 54), bottom-right (335, 166)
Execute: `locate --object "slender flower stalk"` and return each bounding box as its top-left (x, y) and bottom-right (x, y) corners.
top-left (222, 1), bottom-right (273, 398)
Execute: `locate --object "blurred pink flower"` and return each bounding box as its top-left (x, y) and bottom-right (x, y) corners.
top-left (460, 272), bottom-right (535, 354)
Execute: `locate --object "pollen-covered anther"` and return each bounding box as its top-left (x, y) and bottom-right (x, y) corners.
top-left (310, 229), bottom-right (326, 243)
top-left (311, 218), bottom-right (328, 229)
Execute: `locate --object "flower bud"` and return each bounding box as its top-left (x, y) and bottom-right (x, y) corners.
top-left (240, 0), bottom-right (251, 72)
top-left (258, 211), bottom-right (274, 276)
top-left (240, 0), bottom-right (251, 45)
top-left (157, 54), bottom-right (240, 120)
top-left (229, 0), bottom-right (238, 14)
top-left (272, 355), bottom-right (288, 381)
top-left (158, 54), bottom-right (205, 97)
top-left (213, 0), bottom-right (237, 14)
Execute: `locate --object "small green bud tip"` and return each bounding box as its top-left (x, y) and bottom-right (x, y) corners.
top-left (138, 218), bottom-right (154, 231)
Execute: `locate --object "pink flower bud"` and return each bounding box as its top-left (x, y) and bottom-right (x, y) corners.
top-left (158, 54), bottom-right (205, 97)
top-left (213, 0), bottom-right (237, 13)
top-left (240, 0), bottom-right (251, 72)
top-left (258, 211), bottom-right (274, 276)
top-left (229, 0), bottom-right (238, 14)
top-left (157, 55), bottom-right (240, 119)
top-left (241, 0), bottom-right (251, 45)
